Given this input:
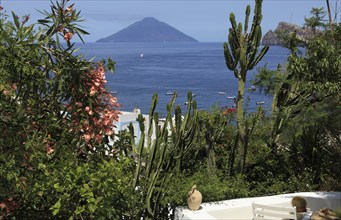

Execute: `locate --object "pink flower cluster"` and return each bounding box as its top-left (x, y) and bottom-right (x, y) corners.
top-left (1, 84), bottom-right (17, 97)
top-left (51, 2), bottom-right (75, 42)
top-left (67, 64), bottom-right (120, 144)
top-left (63, 32), bottom-right (73, 41)
top-left (21, 15), bottom-right (30, 25)
top-left (89, 64), bottom-right (106, 96)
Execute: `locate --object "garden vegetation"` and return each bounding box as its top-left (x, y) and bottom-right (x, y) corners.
top-left (0, 0), bottom-right (340, 219)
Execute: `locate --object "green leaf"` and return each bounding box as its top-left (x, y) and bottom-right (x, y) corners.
top-left (45, 26), bottom-right (55, 38)
top-left (74, 27), bottom-right (90, 35)
top-left (107, 58), bottom-right (116, 72)
top-left (75, 205), bottom-right (85, 215)
top-left (37, 19), bottom-right (52, 24)
top-left (54, 183), bottom-right (60, 189)
top-left (12, 12), bottom-right (20, 29)
top-left (88, 203), bottom-right (96, 213)
top-left (51, 199), bottom-right (61, 216)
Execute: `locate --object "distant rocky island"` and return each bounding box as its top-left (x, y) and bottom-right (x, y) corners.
top-left (97, 17), bottom-right (198, 43)
top-left (262, 21), bottom-right (315, 46)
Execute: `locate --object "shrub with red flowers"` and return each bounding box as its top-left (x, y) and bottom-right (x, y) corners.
top-left (0, 1), bottom-right (125, 218)
top-left (66, 63), bottom-right (120, 146)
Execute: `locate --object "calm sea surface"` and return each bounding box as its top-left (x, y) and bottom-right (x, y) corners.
top-left (76, 42), bottom-right (290, 117)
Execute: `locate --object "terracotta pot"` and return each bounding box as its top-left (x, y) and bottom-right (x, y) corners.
top-left (187, 185), bottom-right (202, 211)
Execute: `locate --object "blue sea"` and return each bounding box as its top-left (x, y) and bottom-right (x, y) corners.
top-left (76, 42), bottom-right (290, 117)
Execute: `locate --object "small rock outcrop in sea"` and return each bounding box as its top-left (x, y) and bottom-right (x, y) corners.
top-left (262, 21), bottom-right (315, 46)
top-left (97, 17), bottom-right (198, 43)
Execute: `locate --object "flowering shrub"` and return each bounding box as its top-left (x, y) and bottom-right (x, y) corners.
top-left (66, 63), bottom-right (120, 146)
top-left (0, 0), bottom-right (123, 218)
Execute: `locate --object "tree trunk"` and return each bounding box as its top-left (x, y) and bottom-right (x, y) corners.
top-left (326, 0), bottom-right (334, 33)
top-left (236, 70), bottom-right (247, 174)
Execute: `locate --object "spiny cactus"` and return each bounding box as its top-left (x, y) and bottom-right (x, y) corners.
top-left (224, 0), bottom-right (269, 80)
top-left (129, 91), bottom-right (198, 218)
top-left (223, 0), bottom-right (269, 174)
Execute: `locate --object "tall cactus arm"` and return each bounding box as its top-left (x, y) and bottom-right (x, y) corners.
top-left (238, 23), bottom-right (243, 36)
top-left (130, 114), bottom-right (147, 154)
top-left (234, 69), bottom-right (240, 78)
top-left (255, 0), bottom-right (263, 21)
top-left (239, 37), bottom-right (248, 76)
top-left (143, 94), bottom-right (159, 182)
top-left (137, 114), bottom-right (145, 133)
top-left (145, 134), bottom-right (158, 180)
top-left (173, 93), bottom-right (197, 162)
top-left (229, 33), bottom-right (241, 64)
top-left (172, 93), bottom-right (192, 153)
top-left (147, 94), bottom-right (158, 148)
top-left (229, 13), bottom-right (239, 39)
top-left (229, 28), bottom-right (240, 51)
top-left (152, 175), bottom-right (168, 217)
top-left (149, 93), bottom-right (158, 115)
top-left (146, 169), bottom-right (160, 215)
top-left (224, 42), bottom-right (237, 71)
top-left (233, 48), bottom-right (240, 67)
top-left (175, 100), bottom-right (198, 157)
top-left (186, 91), bottom-right (193, 111)
top-left (228, 33), bottom-right (237, 59)
top-left (181, 92), bottom-right (193, 133)
top-left (249, 0), bottom-right (263, 42)
top-left (254, 25), bottom-right (262, 48)
top-left (128, 122), bottom-right (136, 148)
top-left (168, 91), bottom-right (177, 110)
top-left (167, 110), bottom-right (175, 139)
top-left (247, 45), bottom-right (269, 70)
top-left (182, 100), bottom-right (197, 143)
top-left (131, 122), bottom-right (145, 190)
top-left (146, 138), bottom-right (169, 216)
top-left (244, 5), bottom-right (251, 34)
top-left (146, 138), bottom-right (171, 215)
top-left (247, 26), bottom-right (262, 66)
top-left (154, 112), bottom-right (160, 138)
top-left (174, 106), bottom-right (182, 143)
top-left (145, 109), bottom-right (171, 216)
top-left (165, 92), bottom-right (178, 144)
top-left (253, 0), bottom-right (263, 26)
top-left (182, 122), bottom-right (198, 155)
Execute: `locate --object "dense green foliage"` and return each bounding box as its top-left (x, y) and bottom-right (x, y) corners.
top-left (251, 15), bottom-right (341, 190)
top-left (0, 0), bottom-right (340, 219)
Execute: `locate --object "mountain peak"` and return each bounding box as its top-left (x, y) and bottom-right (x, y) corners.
top-left (97, 17), bottom-right (198, 43)
top-left (262, 21), bottom-right (316, 46)
top-left (141, 17), bottom-right (158, 22)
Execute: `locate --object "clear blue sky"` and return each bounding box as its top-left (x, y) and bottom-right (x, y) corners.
top-left (1, 0), bottom-right (335, 42)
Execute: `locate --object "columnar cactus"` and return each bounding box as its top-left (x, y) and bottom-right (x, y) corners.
top-left (129, 92), bottom-right (198, 218)
top-left (224, 0), bottom-right (269, 174)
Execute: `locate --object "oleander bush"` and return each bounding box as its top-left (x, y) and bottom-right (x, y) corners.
top-left (1, 0), bottom-right (340, 219)
top-left (0, 1), bottom-right (128, 218)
